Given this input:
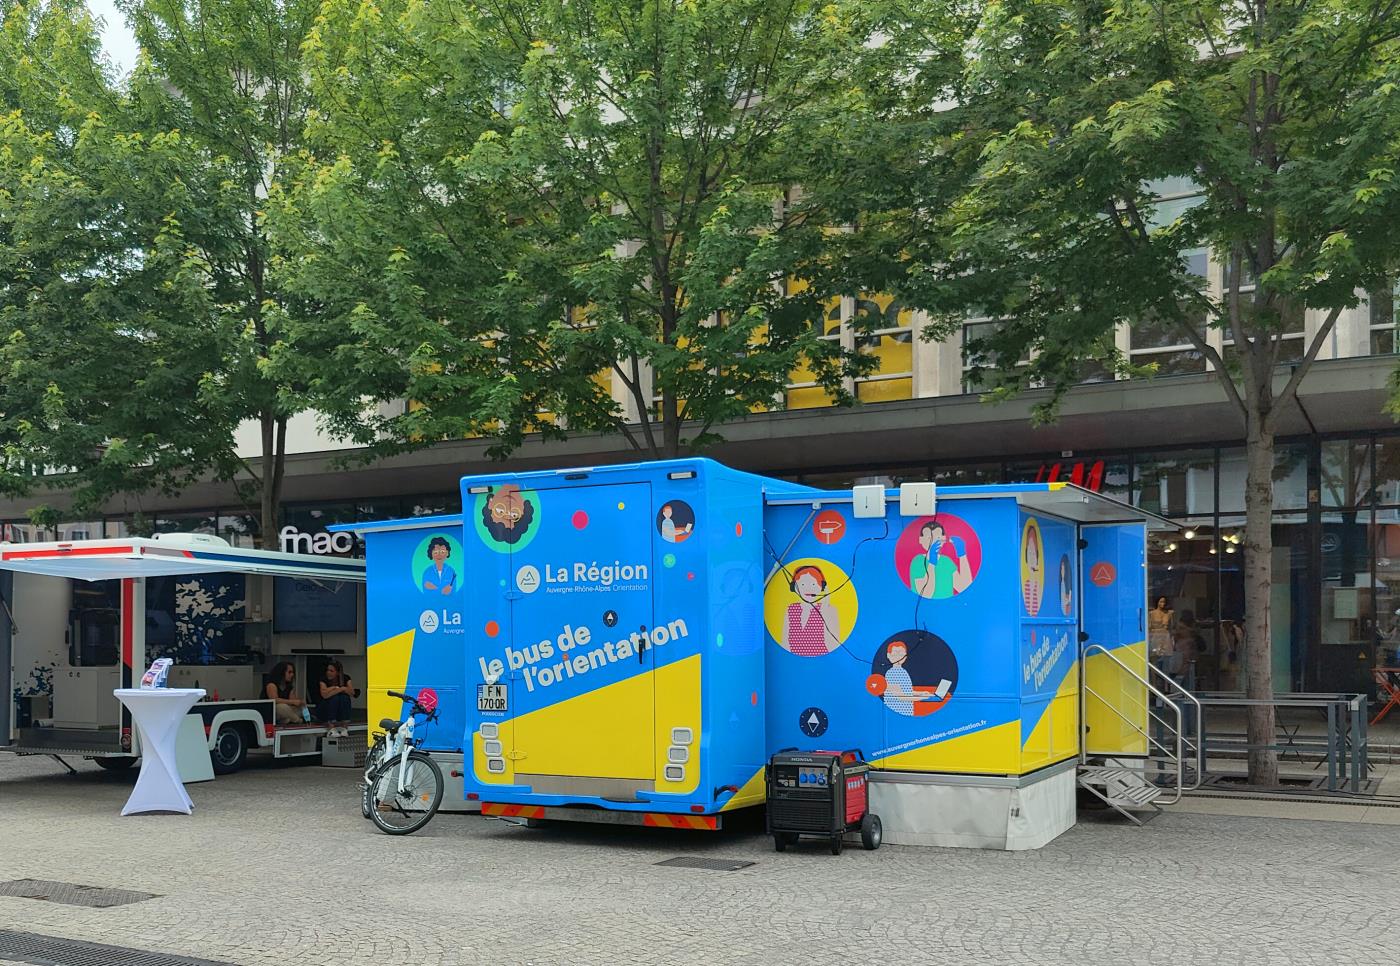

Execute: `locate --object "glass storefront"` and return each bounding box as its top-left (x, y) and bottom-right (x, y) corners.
top-left (12, 435), bottom-right (1400, 697)
top-left (780, 432), bottom-right (1400, 697)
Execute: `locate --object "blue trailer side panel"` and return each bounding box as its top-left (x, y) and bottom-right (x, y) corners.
top-left (763, 494), bottom-right (1029, 775)
top-left (357, 516), bottom-right (467, 754)
top-left (1017, 510), bottom-right (1080, 771)
top-left (463, 458), bottom-right (773, 814)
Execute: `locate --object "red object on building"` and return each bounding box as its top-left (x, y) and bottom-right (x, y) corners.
top-left (1036, 459), bottom-right (1105, 493)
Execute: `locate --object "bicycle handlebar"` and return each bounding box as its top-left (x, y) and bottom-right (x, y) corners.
top-left (387, 690), bottom-right (438, 722)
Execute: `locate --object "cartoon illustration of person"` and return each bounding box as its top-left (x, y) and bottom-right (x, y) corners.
top-left (782, 565), bottom-right (840, 656)
top-left (482, 484), bottom-right (535, 545)
top-left (660, 503), bottom-right (693, 544)
top-left (422, 536), bottom-right (456, 595)
top-left (909, 520), bottom-right (972, 599)
top-left (1022, 523), bottom-right (1044, 615)
top-left (1059, 554), bottom-right (1072, 615)
top-left (881, 640), bottom-right (950, 716)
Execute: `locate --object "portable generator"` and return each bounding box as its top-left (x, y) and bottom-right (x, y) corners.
top-left (766, 749), bottom-right (882, 854)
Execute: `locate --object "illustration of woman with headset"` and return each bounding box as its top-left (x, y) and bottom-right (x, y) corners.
top-left (782, 565), bottom-right (841, 656)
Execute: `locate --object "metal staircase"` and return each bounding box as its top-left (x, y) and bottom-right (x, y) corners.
top-left (1078, 643), bottom-right (1203, 825)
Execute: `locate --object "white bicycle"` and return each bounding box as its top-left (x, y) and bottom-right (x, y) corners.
top-left (360, 688), bottom-right (444, 835)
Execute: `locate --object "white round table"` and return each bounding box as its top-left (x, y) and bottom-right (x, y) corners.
top-left (113, 688), bottom-right (206, 816)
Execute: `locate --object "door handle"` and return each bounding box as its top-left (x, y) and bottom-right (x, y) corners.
top-left (638, 626), bottom-right (648, 663)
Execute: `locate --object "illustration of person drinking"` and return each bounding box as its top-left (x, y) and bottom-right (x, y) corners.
top-left (910, 520), bottom-right (972, 599)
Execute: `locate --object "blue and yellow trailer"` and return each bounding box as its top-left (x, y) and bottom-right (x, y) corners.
top-left (761, 481), bottom-right (1156, 848)
top-left (348, 460), bottom-right (1164, 845)
top-left (457, 458), bottom-right (787, 827)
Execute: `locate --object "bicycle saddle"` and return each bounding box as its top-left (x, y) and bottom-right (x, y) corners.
top-left (379, 717), bottom-right (401, 731)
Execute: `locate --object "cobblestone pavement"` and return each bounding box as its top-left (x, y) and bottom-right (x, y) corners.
top-left (0, 754), bottom-right (1395, 966)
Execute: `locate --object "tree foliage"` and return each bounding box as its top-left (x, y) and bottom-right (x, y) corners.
top-left (882, 0), bottom-right (1400, 784)
top-left (0, 1), bottom-right (237, 514)
top-left (0, 0), bottom-right (355, 539)
top-left (271, 0), bottom-right (888, 459)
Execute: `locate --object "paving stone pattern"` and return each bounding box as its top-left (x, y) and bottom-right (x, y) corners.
top-left (0, 754), bottom-right (1394, 965)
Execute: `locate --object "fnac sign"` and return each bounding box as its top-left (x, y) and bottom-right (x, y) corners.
top-left (1036, 459), bottom-right (1105, 492)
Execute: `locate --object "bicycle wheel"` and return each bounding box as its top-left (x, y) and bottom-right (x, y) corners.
top-left (360, 736), bottom-right (388, 819)
top-left (367, 750), bottom-right (443, 835)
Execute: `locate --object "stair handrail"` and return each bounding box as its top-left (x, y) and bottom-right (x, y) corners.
top-left (1081, 643), bottom-right (1185, 805)
top-left (1146, 663), bottom-right (1204, 789)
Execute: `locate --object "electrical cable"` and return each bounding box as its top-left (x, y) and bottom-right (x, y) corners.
top-left (763, 518), bottom-right (894, 669)
top-left (764, 513), bottom-right (968, 676)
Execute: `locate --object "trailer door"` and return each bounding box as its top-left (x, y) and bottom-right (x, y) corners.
top-left (507, 481), bottom-right (656, 791)
top-left (1080, 522), bottom-right (1150, 757)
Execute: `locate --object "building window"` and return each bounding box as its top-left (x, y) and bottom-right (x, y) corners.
top-left (784, 278), bottom-right (842, 410)
top-left (152, 513), bottom-right (220, 536)
top-left (216, 513), bottom-right (260, 548)
top-left (961, 317), bottom-right (1017, 393)
top-left (1217, 444), bottom-right (1309, 514)
top-left (851, 294), bottom-right (914, 403)
top-left (1135, 450), bottom-right (1216, 517)
top-left (1005, 455), bottom-right (1130, 502)
top-left (1125, 183), bottom-right (1211, 377)
top-left (407, 496), bottom-right (457, 518)
top-left (1321, 440), bottom-right (1372, 509)
top-left (799, 467), bottom-right (924, 490)
top-left (1221, 261), bottom-right (1305, 364)
top-left (1128, 307), bottom-right (1208, 376)
top-left (1369, 277), bottom-right (1397, 354)
top-left (930, 463), bottom-right (1002, 486)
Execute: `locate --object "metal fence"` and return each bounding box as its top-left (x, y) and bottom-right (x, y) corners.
top-left (1157, 692), bottom-right (1370, 794)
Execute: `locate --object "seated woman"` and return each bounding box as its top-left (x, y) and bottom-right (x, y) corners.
top-left (317, 661), bottom-right (355, 738)
top-left (264, 661), bottom-right (306, 725)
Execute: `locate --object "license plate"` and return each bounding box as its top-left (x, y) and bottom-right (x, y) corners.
top-left (477, 683), bottom-right (508, 713)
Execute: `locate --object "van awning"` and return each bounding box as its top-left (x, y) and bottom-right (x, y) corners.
top-left (0, 538), bottom-right (365, 582)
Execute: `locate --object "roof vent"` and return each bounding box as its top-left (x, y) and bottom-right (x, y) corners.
top-left (149, 532), bottom-right (231, 548)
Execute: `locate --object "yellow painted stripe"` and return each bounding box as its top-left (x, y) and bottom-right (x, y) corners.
top-left (720, 765), bottom-right (767, 811)
top-left (872, 719), bottom-right (1021, 774)
top-left (366, 629), bottom-right (415, 748)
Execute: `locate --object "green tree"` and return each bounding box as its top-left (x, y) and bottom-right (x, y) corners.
top-left (270, 0), bottom-right (882, 460)
top-left (120, 0), bottom-right (331, 542)
top-left (0, 1), bottom-right (238, 517)
top-left (895, 0), bottom-right (1400, 783)
top-left (0, 0), bottom-right (347, 542)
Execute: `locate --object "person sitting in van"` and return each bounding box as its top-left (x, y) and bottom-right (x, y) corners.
top-left (317, 660), bottom-right (355, 738)
top-left (264, 661), bottom-right (306, 725)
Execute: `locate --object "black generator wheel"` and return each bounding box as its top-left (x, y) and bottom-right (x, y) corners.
top-left (830, 834), bottom-right (843, 855)
top-left (773, 832), bottom-right (796, 852)
top-left (861, 813), bottom-right (883, 850)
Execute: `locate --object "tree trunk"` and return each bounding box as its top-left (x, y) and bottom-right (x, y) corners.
top-left (257, 410), bottom-right (287, 550)
top-left (661, 390), bottom-right (681, 458)
top-left (1243, 409), bottom-right (1279, 786)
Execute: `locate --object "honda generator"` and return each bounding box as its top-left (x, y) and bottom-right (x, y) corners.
top-left (766, 749), bottom-right (882, 854)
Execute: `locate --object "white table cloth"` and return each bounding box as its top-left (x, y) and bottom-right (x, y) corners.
top-left (113, 688), bottom-right (206, 815)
